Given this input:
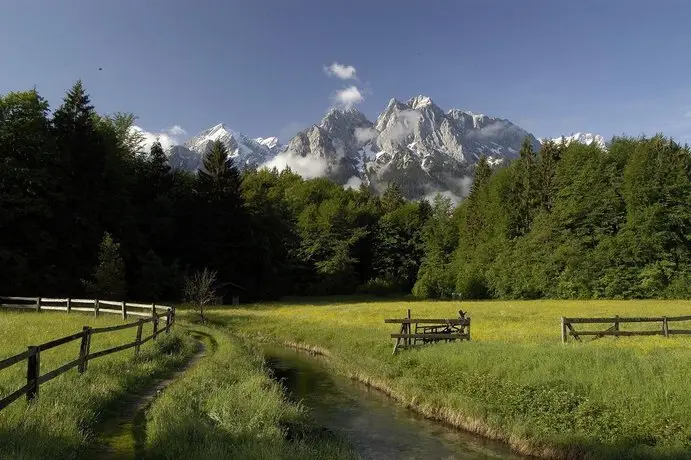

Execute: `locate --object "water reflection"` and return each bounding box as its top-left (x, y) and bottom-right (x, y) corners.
top-left (264, 345), bottom-right (522, 460)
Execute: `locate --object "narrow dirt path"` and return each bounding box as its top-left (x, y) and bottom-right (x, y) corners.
top-left (90, 330), bottom-right (214, 460)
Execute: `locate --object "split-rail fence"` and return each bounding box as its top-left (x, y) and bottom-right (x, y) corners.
top-left (0, 296), bottom-right (176, 412)
top-left (561, 315), bottom-right (691, 343)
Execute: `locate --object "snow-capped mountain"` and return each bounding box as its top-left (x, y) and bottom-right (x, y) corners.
top-left (163, 95), bottom-right (553, 199)
top-left (281, 107), bottom-right (374, 183)
top-left (280, 95), bottom-right (540, 198)
top-left (166, 124), bottom-right (279, 171)
top-left (254, 136), bottom-right (283, 153)
top-left (541, 132), bottom-right (606, 150)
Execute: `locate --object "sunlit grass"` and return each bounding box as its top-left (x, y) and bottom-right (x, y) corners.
top-left (206, 299), bottom-right (691, 459)
top-left (0, 309), bottom-right (196, 459)
top-left (143, 323), bottom-right (355, 460)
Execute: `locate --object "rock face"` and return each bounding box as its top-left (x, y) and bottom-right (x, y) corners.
top-left (281, 108), bottom-right (374, 184)
top-left (281, 95), bottom-right (540, 198)
top-left (165, 95), bottom-right (541, 199)
top-left (167, 123), bottom-right (280, 171)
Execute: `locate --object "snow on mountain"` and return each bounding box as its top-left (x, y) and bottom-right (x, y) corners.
top-left (254, 136), bottom-right (282, 153)
top-left (541, 132), bottom-right (606, 149)
top-left (279, 95), bottom-right (540, 199)
top-left (163, 95), bottom-right (549, 200)
top-left (166, 124), bottom-right (280, 171)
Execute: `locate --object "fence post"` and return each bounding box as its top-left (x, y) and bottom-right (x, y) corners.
top-left (614, 315), bottom-right (620, 337)
top-left (151, 303), bottom-right (156, 317)
top-left (35, 297), bottom-right (42, 313)
top-left (166, 308), bottom-right (172, 334)
top-left (561, 317), bottom-right (568, 344)
top-left (134, 319), bottom-right (144, 356)
top-left (406, 309), bottom-right (411, 347)
top-left (663, 317), bottom-right (669, 338)
top-left (121, 301), bottom-right (127, 320)
top-left (152, 314), bottom-right (159, 340)
top-left (78, 326), bottom-right (92, 374)
top-left (94, 299), bottom-right (99, 317)
top-left (26, 346), bottom-right (40, 402)
top-left (66, 298), bottom-right (71, 314)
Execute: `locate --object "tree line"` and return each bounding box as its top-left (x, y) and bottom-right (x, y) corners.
top-left (1, 83), bottom-right (688, 302)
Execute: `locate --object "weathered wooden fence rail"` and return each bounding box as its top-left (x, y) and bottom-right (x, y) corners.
top-left (561, 315), bottom-right (691, 343)
top-left (385, 309), bottom-right (471, 354)
top-left (0, 296), bottom-right (176, 412)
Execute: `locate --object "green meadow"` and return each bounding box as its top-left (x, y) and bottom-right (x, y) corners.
top-left (205, 298), bottom-right (691, 459)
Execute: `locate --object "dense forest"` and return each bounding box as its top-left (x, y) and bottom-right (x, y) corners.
top-left (1, 83), bottom-right (689, 302)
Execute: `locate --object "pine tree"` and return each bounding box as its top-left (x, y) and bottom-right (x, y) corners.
top-left (52, 81), bottom-right (109, 291)
top-left (466, 156), bottom-right (493, 242)
top-left (149, 140), bottom-right (170, 175)
top-left (194, 140), bottom-right (251, 297)
top-left (84, 232), bottom-right (127, 299)
top-left (198, 140), bottom-right (241, 197)
top-left (536, 140), bottom-right (563, 212)
top-left (381, 182), bottom-right (405, 213)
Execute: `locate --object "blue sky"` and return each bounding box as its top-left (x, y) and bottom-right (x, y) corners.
top-left (2, 0), bottom-right (691, 144)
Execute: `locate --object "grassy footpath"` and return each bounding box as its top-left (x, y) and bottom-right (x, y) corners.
top-left (207, 299), bottom-right (691, 459)
top-left (143, 322), bottom-right (355, 460)
top-left (0, 310), bottom-right (196, 460)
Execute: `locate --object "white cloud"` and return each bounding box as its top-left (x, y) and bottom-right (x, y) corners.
top-left (167, 125), bottom-right (187, 136)
top-left (334, 86), bottom-right (364, 108)
top-left (324, 62), bottom-right (357, 80)
top-left (131, 125), bottom-right (188, 152)
top-left (380, 109), bottom-right (422, 144)
top-left (354, 126), bottom-right (378, 144)
top-left (422, 190), bottom-right (463, 206)
top-left (344, 176), bottom-right (363, 189)
top-left (261, 151), bottom-right (329, 179)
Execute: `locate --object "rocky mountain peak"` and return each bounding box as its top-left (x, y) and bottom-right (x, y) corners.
top-left (406, 95), bottom-right (435, 110)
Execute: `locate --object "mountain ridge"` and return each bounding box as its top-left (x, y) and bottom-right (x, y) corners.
top-left (162, 95), bottom-right (595, 199)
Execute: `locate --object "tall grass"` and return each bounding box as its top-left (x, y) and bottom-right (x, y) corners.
top-left (143, 323), bottom-right (355, 460)
top-left (0, 310), bottom-right (196, 459)
top-left (210, 299), bottom-right (691, 459)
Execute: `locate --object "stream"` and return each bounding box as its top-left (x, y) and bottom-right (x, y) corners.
top-left (263, 345), bottom-right (523, 460)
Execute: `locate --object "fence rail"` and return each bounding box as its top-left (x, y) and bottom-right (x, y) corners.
top-left (385, 309), bottom-right (471, 354)
top-left (561, 315), bottom-right (691, 343)
top-left (0, 296), bottom-right (176, 412)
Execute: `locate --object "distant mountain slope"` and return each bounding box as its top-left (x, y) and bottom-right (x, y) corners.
top-left (541, 132), bottom-right (606, 149)
top-left (163, 96), bottom-right (556, 199)
top-left (280, 95), bottom-right (540, 198)
top-left (167, 124), bottom-right (281, 171)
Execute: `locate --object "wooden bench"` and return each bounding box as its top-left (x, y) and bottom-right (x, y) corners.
top-left (384, 309), bottom-right (471, 354)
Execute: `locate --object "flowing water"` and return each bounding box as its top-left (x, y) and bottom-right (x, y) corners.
top-left (263, 345), bottom-right (523, 460)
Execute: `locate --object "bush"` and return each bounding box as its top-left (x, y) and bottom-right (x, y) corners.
top-left (356, 277), bottom-right (407, 296)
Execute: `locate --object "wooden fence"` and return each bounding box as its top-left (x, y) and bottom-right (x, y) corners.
top-left (561, 315), bottom-right (691, 343)
top-left (0, 296), bottom-right (176, 412)
top-left (385, 309), bottom-right (471, 354)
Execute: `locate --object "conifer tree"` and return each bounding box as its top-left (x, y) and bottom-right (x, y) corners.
top-left (84, 232), bottom-right (127, 299)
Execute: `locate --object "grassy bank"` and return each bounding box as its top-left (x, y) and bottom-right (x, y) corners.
top-left (0, 310), bottom-right (196, 459)
top-left (206, 299), bottom-right (691, 459)
top-left (143, 322), bottom-right (355, 459)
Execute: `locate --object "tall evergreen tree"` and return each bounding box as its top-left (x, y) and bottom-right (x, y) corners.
top-left (52, 81), bottom-right (110, 292)
top-left (194, 140), bottom-right (252, 297)
top-left (0, 90), bottom-right (60, 292)
top-left (83, 232), bottom-right (127, 299)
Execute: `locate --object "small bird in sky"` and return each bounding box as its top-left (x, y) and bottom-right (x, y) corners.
top-left (98, 67), bottom-right (103, 71)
